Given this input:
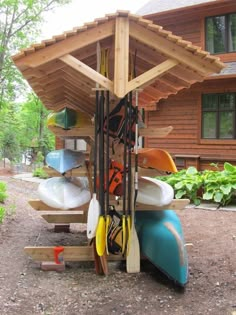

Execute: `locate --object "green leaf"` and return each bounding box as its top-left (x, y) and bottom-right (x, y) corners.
top-left (193, 198), bottom-right (201, 206)
top-left (175, 190), bottom-right (186, 199)
top-left (203, 191), bottom-right (214, 200)
top-left (224, 162), bottom-right (236, 173)
top-left (175, 182), bottom-right (184, 189)
top-left (220, 184), bottom-right (232, 195)
top-left (186, 183), bottom-right (193, 191)
top-left (186, 166), bottom-right (198, 175)
top-left (214, 192), bottom-right (223, 203)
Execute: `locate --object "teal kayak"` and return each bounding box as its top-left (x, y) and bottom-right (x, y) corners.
top-left (136, 210), bottom-right (188, 286)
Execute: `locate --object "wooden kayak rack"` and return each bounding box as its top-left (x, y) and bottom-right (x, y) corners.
top-left (25, 122), bottom-right (190, 266)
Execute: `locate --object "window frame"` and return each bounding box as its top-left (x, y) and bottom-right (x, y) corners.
top-left (201, 93), bottom-right (236, 140)
top-left (205, 12), bottom-right (236, 54)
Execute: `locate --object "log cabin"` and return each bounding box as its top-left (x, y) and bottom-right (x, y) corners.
top-left (137, 0), bottom-right (236, 170)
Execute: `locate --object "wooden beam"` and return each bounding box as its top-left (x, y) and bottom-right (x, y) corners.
top-left (114, 17), bottom-right (129, 98)
top-left (60, 54), bottom-right (113, 92)
top-left (127, 59), bottom-right (178, 92)
top-left (28, 199), bottom-right (90, 211)
top-left (129, 21), bottom-right (219, 75)
top-left (48, 126), bottom-right (94, 137)
top-left (139, 126), bottom-right (173, 138)
top-left (41, 213), bottom-right (87, 224)
top-left (14, 20), bottom-right (115, 68)
top-left (24, 246), bottom-right (124, 262)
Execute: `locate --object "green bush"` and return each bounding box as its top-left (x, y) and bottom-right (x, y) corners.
top-left (156, 162), bottom-right (236, 206)
top-left (33, 167), bottom-right (48, 179)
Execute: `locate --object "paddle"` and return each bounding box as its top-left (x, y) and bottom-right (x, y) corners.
top-left (96, 91), bottom-right (106, 257)
top-left (87, 42), bottom-right (101, 240)
top-left (127, 89), bottom-right (140, 273)
top-left (87, 90), bottom-right (100, 240)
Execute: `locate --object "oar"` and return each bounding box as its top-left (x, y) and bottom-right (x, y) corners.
top-left (87, 90), bottom-right (100, 240)
top-left (121, 95), bottom-right (129, 255)
top-left (87, 42), bottom-right (101, 240)
top-left (127, 89), bottom-right (140, 273)
top-left (96, 92), bottom-right (106, 257)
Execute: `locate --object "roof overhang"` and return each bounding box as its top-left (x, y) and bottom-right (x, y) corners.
top-left (12, 11), bottom-right (225, 115)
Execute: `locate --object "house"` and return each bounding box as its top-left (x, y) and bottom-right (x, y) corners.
top-left (137, 0), bottom-right (236, 170)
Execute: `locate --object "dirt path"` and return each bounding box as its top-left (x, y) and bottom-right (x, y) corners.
top-left (0, 176), bottom-right (235, 315)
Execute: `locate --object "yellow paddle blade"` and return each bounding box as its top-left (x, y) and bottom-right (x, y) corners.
top-left (96, 216), bottom-right (106, 256)
top-left (105, 215), bottom-right (111, 255)
top-left (122, 216), bottom-right (127, 255)
top-left (126, 216), bottom-right (131, 256)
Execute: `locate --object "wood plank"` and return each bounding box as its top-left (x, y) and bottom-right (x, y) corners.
top-left (24, 246), bottom-right (124, 262)
top-left (48, 126), bottom-right (94, 137)
top-left (28, 199), bottom-right (90, 211)
top-left (139, 126), bottom-right (173, 137)
top-left (43, 166), bottom-right (89, 177)
top-left (127, 59), bottom-right (179, 92)
top-left (60, 54), bottom-right (113, 92)
top-left (14, 20), bottom-right (115, 68)
top-left (114, 17), bottom-right (129, 97)
top-left (41, 213), bottom-right (87, 224)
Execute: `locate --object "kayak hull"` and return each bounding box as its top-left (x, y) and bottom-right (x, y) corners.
top-left (46, 149), bottom-right (85, 174)
top-left (136, 210), bottom-right (188, 286)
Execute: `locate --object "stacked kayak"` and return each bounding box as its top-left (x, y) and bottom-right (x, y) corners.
top-left (136, 210), bottom-right (188, 286)
top-left (38, 177), bottom-right (90, 210)
top-left (46, 149), bottom-right (85, 174)
top-left (47, 107), bottom-right (91, 130)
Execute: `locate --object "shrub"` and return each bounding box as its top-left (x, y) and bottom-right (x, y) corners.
top-left (33, 167), bottom-right (48, 179)
top-left (0, 181), bottom-right (8, 203)
top-left (0, 206), bottom-right (6, 223)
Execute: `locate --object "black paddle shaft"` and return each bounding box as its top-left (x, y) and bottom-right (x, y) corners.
top-left (94, 90), bottom-right (99, 194)
top-left (99, 91), bottom-right (105, 215)
top-left (122, 95), bottom-right (129, 215)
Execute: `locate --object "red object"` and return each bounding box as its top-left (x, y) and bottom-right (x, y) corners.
top-left (54, 246), bottom-right (64, 264)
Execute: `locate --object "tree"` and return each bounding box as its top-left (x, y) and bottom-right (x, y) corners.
top-left (0, 0), bottom-right (71, 105)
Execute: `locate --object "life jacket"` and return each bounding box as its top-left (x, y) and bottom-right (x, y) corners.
top-left (106, 206), bottom-right (123, 255)
top-left (103, 97), bottom-right (136, 147)
top-left (96, 160), bottom-right (124, 196)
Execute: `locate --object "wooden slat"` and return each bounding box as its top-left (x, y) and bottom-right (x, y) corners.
top-left (114, 17), bottom-right (129, 97)
top-left (43, 166), bottom-right (89, 177)
top-left (48, 126), bottom-right (94, 137)
top-left (41, 213), bottom-right (87, 224)
top-left (28, 199), bottom-right (90, 211)
top-left (60, 54), bottom-right (113, 92)
top-left (24, 246), bottom-right (124, 262)
top-left (139, 126), bottom-right (173, 138)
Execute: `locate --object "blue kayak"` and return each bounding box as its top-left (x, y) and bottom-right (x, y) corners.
top-left (46, 149), bottom-right (85, 174)
top-left (136, 210), bottom-right (188, 286)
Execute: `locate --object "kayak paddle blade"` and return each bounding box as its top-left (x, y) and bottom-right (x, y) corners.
top-left (96, 216), bottom-right (106, 256)
top-left (87, 194), bottom-right (100, 239)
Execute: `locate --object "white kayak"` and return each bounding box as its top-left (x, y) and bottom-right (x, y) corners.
top-left (38, 177), bottom-right (91, 210)
top-left (137, 176), bottom-right (174, 207)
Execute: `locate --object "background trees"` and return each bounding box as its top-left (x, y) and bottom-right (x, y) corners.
top-left (0, 0), bottom-right (71, 164)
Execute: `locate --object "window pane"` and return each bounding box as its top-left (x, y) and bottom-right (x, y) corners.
top-left (219, 93), bottom-right (235, 110)
top-left (202, 112), bottom-right (217, 138)
top-left (206, 16), bottom-right (226, 53)
top-left (219, 112), bottom-right (234, 138)
top-left (229, 14), bottom-right (236, 52)
top-left (202, 94), bottom-right (218, 110)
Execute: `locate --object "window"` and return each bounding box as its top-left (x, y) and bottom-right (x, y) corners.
top-left (202, 93), bottom-right (236, 139)
top-left (206, 13), bottom-right (236, 54)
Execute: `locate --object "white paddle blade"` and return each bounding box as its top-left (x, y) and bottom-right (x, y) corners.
top-left (127, 228), bottom-right (140, 273)
top-left (87, 194), bottom-right (100, 239)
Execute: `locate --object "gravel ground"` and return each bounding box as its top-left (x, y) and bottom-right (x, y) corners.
top-left (0, 175), bottom-right (235, 315)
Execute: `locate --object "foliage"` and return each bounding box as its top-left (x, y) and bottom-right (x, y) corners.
top-left (157, 167), bottom-right (203, 206)
top-left (0, 206), bottom-right (6, 224)
top-left (156, 162), bottom-right (236, 206)
top-left (0, 0), bottom-right (71, 105)
top-left (0, 181), bottom-right (8, 203)
top-left (33, 167), bottom-right (48, 179)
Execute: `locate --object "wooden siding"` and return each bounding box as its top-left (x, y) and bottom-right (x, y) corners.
top-left (146, 78), bottom-right (236, 169)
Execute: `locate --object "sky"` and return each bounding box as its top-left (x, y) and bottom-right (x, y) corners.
top-left (41, 0), bottom-right (148, 40)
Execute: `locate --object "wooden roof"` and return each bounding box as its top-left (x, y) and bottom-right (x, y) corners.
top-left (12, 11), bottom-right (225, 115)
